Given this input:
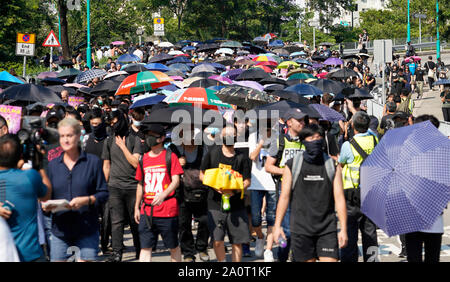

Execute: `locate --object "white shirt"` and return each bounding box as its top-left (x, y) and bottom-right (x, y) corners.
top-left (247, 132), bottom-right (276, 191)
top-left (0, 217), bottom-right (20, 262)
top-left (96, 50), bottom-right (103, 61)
top-left (133, 49), bottom-right (144, 60)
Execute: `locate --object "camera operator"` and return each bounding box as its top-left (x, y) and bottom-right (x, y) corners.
top-left (0, 115), bottom-right (8, 137)
top-left (0, 134), bottom-right (52, 261)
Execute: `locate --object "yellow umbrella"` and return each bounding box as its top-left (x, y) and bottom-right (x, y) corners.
top-left (203, 165), bottom-right (244, 199)
top-left (277, 61), bottom-right (300, 69)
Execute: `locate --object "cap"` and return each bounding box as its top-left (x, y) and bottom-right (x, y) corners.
top-left (284, 108), bottom-right (308, 121)
top-left (46, 108), bottom-right (65, 121)
top-left (140, 123), bottom-right (166, 136)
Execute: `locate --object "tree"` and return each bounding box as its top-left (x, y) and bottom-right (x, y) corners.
top-left (307, 0), bottom-right (354, 29)
top-left (57, 0), bottom-right (71, 59)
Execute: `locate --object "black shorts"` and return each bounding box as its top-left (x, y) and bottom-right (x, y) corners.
top-left (291, 232), bottom-right (339, 262)
top-left (139, 216), bottom-right (179, 249)
top-left (208, 209), bottom-right (251, 245)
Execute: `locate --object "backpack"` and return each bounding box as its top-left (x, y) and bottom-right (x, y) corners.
top-left (396, 92), bottom-right (413, 115)
top-left (178, 147), bottom-right (208, 203)
top-left (290, 152), bottom-right (336, 192)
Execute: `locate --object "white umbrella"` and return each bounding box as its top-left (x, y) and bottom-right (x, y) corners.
top-left (215, 48), bottom-right (234, 55)
top-left (158, 42), bottom-right (174, 48)
top-left (104, 71), bottom-right (128, 79)
top-left (168, 50), bottom-right (185, 56)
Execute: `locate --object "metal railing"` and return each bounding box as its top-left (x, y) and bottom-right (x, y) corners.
top-left (341, 36), bottom-right (436, 50)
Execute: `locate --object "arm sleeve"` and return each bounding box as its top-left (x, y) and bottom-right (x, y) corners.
top-left (101, 137), bottom-right (110, 160)
top-left (132, 136), bottom-right (142, 155)
top-left (338, 141), bottom-right (354, 164)
top-left (241, 155), bottom-right (252, 181)
top-left (93, 158), bottom-right (109, 206)
top-left (200, 149), bottom-right (212, 171)
top-left (135, 156), bottom-right (143, 182)
top-left (170, 153), bottom-right (184, 176)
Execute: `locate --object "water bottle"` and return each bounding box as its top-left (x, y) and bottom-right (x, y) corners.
top-left (221, 194), bottom-right (230, 211)
top-left (278, 237), bottom-right (287, 248)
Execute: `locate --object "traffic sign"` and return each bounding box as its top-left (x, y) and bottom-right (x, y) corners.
top-left (153, 18), bottom-right (164, 24)
top-left (17, 33), bottom-right (35, 44)
top-left (16, 43), bottom-right (35, 56)
top-left (154, 18), bottom-right (165, 37)
top-left (43, 30), bottom-right (61, 47)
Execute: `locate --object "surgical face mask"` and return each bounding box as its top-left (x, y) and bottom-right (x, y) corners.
top-left (81, 129), bottom-right (86, 135)
top-left (133, 120), bottom-right (141, 127)
top-left (222, 135), bottom-right (236, 146)
top-left (98, 99), bottom-right (103, 106)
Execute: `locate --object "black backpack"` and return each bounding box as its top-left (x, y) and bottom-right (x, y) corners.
top-left (179, 147), bottom-right (208, 203)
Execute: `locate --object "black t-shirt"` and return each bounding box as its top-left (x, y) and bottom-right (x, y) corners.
top-left (425, 61), bottom-right (436, 71)
top-left (286, 159), bottom-right (337, 236)
top-left (200, 145), bottom-right (251, 212)
top-left (415, 69), bottom-right (425, 81)
top-left (84, 134), bottom-right (106, 160)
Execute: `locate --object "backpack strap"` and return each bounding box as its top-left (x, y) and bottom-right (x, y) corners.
top-left (291, 152), bottom-right (336, 191)
top-left (349, 138), bottom-right (369, 161)
top-left (324, 155), bottom-right (336, 184)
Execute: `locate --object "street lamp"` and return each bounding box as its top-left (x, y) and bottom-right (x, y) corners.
top-left (436, 0), bottom-right (440, 59)
top-left (310, 20), bottom-right (320, 50)
top-left (407, 0), bottom-right (411, 42)
top-left (86, 0), bottom-right (91, 69)
top-left (412, 13), bottom-right (426, 51)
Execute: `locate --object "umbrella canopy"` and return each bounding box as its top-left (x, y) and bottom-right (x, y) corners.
top-left (341, 54), bottom-right (360, 60)
top-left (360, 121), bottom-right (450, 237)
top-left (253, 65), bottom-right (274, 73)
top-left (253, 100), bottom-right (320, 119)
top-left (263, 33), bottom-right (277, 40)
top-left (433, 79), bottom-right (450, 86)
top-left (234, 59), bottom-right (256, 66)
top-left (166, 69), bottom-right (186, 78)
top-left (104, 71), bottom-right (129, 80)
top-left (264, 84), bottom-right (286, 92)
top-left (191, 64), bottom-right (217, 74)
top-left (158, 41), bottom-right (174, 48)
top-left (220, 41), bottom-right (243, 48)
top-left (271, 90), bottom-right (312, 105)
top-left (287, 73), bottom-right (315, 80)
top-left (309, 79), bottom-right (346, 94)
top-left (167, 56), bottom-right (192, 65)
top-left (233, 80), bottom-right (264, 92)
top-left (272, 48), bottom-right (290, 56)
top-left (224, 69), bottom-right (244, 80)
top-left (284, 83), bottom-right (323, 97)
top-left (190, 71), bottom-right (216, 79)
top-left (327, 68), bottom-right (359, 79)
top-left (294, 59), bottom-right (313, 66)
top-left (309, 104), bottom-right (345, 122)
top-left (196, 43), bottom-right (219, 52)
top-left (312, 63), bottom-right (325, 69)
top-left (121, 63), bottom-right (148, 74)
top-left (256, 61), bottom-right (278, 67)
top-left (189, 79), bottom-right (225, 88)
top-left (209, 75), bottom-right (233, 84)
top-left (235, 68), bottom-right (271, 81)
top-left (90, 80), bottom-right (122, 96)
top-left (316, 72), bottom-right (328, 79)
top-left (148, 53), bottom-right (174, 63)
top-left (168, 50), bottom-right (185, 56)
top-left (75, 69), bottom-right (107, 84)
top-left (404, 56), bottom-right (421, 63)
top-left (57, 68), bottom-right (81, 79)
top-left (215, 48), bottom-right (234, 55)
top-left (0, 71), bottom-right (25, 87)
top-left (1, 83), bottom-right (62, 103)
top-left (290, 51), bottom-right (307, 57)
top-left (182, 46), bottom-right (196, 52)
top-left (45, 85), bottom-right (76, 96)
top-left (215, 59), bottom-right (235, 66)
top-left (111, 41), bottom-right (125, 45)
top-left (260, 77), bottom-right (287, 85)
top-left (36, 71), bottom-right (58, 80)
top-left (268, 40), bottom-right (284, 47)
top-left (144, 63), bottom-right (170, 72)
top-left (164, 87), bottom-right (231, 110)
top-left (253, 55), bottom-right (277, 63)
top-left (117, 54), bottom-right (141, 64)
top-left (40, 77), bottom-right (66, 85)
top-left (169, 63), bottom-right (191, 73)
top-left (277, 61), bottom-right (300, 69)
top-left (323, 57), bottom-right (344, 66)
top-left (130, 94), bottom-right (166, 109)
top-left (143, 105), bottom-right (224, 126)
top-left (347, 88), bottom-right (373, 100)
top-left (115, 71), bottom-right (173, 95)
top-left (216, 85), bottom-right (276, 109)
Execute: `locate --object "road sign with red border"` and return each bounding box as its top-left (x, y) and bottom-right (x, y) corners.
top-left (42, 30), bottom-right (61, 47)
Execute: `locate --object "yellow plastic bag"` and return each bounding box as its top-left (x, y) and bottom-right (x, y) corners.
top-left (203, 165), bottom-right (244, 199)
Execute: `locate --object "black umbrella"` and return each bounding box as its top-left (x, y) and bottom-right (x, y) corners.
top-left (57, 68), bottom-right (81, 78)
top-left (107, 74), bottom-right (128, 82)
top-left (308, 79), bottom-right (346, 94)
top-left (122, 64), bottom-right (147, 74)
top-left (46, 85), bottom-right (77, 95)
top-left (165, 69), bottom-right (186, 78)
top-left (327, 68), bottom-right (359, 79)
top-left (311, 56), bottom-right (328, 62)
top-left (216, 85), bottom-right (276, 109)
top-left (264, 84), bottom-right (285, 92)
top-left (188, 79), bottom-right (225, 88)
top-left (1, 84), bottom-right (62, 103)
top-left (143, 105), bottom-right (224, 126)
top-left (148, 53), bottom-right (174, 63)
top-left (215, 59), bottom-right (235, 66)
top-left (347, 87), bottom-right (373, 100)
top-left (196, 43), bottom-right (219, 52)
top-left (254, 100), bottom-right (320, 120)
top-left (341, 54), bottom-right (360, 60)
top-left (242, 42), bottom-right (267, 54)
top-left (40, 77), bottom-right (67, 85)
top-left (77, 87), bottom-right (93, 96)
top-left (259, 77), bottom-right (287, 85)
top-left (271, 90), bottom-right (312, 105)
top-left (235, 68), bottom-right (271, 81)
top-left (283, 45), bottom-right (303, 53)
top-left (90, 80), bottom-right (121, 96)
top-left (285, 79), bottom-right (306, 86)
top-left (54, 59), bottom-right (74, 67)
top-left (189, 71), bottom-right (216, 79)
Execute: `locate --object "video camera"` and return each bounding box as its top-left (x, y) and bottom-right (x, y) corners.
top-left (17, 116), bottom-right (60, 169)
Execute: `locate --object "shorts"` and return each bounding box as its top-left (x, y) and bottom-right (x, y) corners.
top-left (250, 190), bottom-right (276, 227)
top-left (50, 231), bottom-right (99, 262)
top-left (208, 209), bottom-right (251, 245)
top-left (291, 232), bottom-right (339, 262)
top-left (139, 216), bottom-right (179, 249)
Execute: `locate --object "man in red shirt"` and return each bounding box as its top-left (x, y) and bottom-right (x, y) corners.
top-left (134, 124), bottom-right (184, 262)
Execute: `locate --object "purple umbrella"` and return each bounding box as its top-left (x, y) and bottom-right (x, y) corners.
top-left (232, 80), bottom-right (264, 91)
top-left (323, 57), bottom-right (344, 66)
top-left (37, 72), bottom-right (58, 79)
top-left (224, 69), bottom-right (244, 80)
top-left (309, 104), bottom-right (345, 122)
top-left (209, 75), bottom-right (233, 84)
top-left (361, 121), bottom-right (450, 237)
top-left (170, 76), bottom-right (184, 81)
top-left (312, 63), bottom-right (324, 69)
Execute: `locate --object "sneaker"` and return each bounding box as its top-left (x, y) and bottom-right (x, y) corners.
top-left (106, 251), bottom-right (122, 262)
top-left (264, 249), bottom-right (274, 262)
top-left (199, 252), bottom-right (210, 262)
top-left (184, 257), bottom-right (195, 262)
top-left (398, 247), bottom-right (407, 258)
top-left (242, 243), bottom-right (252, 257)
top-left (255, 239), bottom-right (265, 258)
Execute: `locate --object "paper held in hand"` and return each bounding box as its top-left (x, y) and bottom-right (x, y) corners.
top-left (42, 199), bottom-right (71, 213)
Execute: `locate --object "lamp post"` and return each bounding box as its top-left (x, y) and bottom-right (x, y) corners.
top-left (436, 0), bottom-right (440, 59)
top-left (412, 13), bottom-right (426, 52)
top-left (86, 0), bottom-right (91, 69)
top-left (407, 0), bottom-right (411, 42)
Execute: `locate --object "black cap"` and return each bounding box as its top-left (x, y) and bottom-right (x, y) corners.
top-left (283, 108), bottom-right (308, 121)
top-left (46, 108), bottom-right (65, 121)
top-left (140, 122), bottom-right (166, 136)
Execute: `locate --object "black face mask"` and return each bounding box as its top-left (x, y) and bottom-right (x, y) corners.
top-left (145, 135), bottom-right (161, 148)
top-left (303, 139), bottom-right (325, 165)
top-left (91, 122), bottom-right (107, 141)
top-left (48, 122), bottom-right (58, 129)
top-left (112, 116), bottom-right (129, 137)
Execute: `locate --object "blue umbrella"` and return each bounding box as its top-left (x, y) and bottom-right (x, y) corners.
top-left (0, 71), bottom-right (24, 85)
top-left (361, 121), bottom-right (450, 237)
top-left (284, 83), bottom-right (323, 97)
top-left (117, 54), bottom-right (141, 64)
top-left (167, 56), bottom-right (192, 65)
top-left (290, 51), bottom-right (306, 57)
top-left (208, 85), bottom-right (226, 91)
top-left (201, 62), bottom-right (226, 72)
top-left (169, 63), bottom-right (191, 73)
top-left (159, 84), bottom-right (180, 92)
top-left (268, 40), bottom-right (284, 47)
top-left (309, 104), bottom-right (345, 122)
top-left (130, 94), bottom-right (166, 109)
top-left (144, 63), bottom-right (170, 72)
top-left (182, 46), bottom-right (196, 52)
top-left (294, 58), bottom-right (313, 66)
top-left (433, 79), bottom-right (450, 86)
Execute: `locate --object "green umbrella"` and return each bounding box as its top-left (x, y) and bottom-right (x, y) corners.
top-left (220, 41), bottom-right (243, 48)
top-left (287, 73), bottom-right (314, 80)
top-left (57, 68), bottom-right (81, 78)
top-left (164, 87), bottom-right (232, 110)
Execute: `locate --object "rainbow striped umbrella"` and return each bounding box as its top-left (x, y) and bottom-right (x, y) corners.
top-left (163, 87), bottom-right (232, 110)
top-left (115, 71), bottom-right (173, 95)
top-left (252, 55), bottom-right (277, 63)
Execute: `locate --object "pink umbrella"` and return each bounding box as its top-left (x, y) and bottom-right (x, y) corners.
top-left (170, 76), bottom-right (184, 81)
top-left (209, 75), bottom-right (233, 84)
top-left (232, 80), bottom-right (264, 91)
top-left (235, 56), bottom-right (250, 61)
top-left (112, 41), bottom-right (125, 45)
top-left (37, 72), bottom-right (58, 79)
top-left (248, 54), bottom-right (258, 59)
top-left (405, 56), bottom-right (422, 63)
top-left (316, 72), bottom-right (328, 79)
top-left (63, 83), bottom-right (85, 89)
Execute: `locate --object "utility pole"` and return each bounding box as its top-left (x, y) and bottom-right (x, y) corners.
top-left (86, 0), bottom-right (91, 69)
top-left (436, 0), bottom-right (440, 59)
top-left (407, 0), bottom-right (411, 42)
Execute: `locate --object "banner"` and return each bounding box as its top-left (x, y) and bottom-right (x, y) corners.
top-left (0, 105), bottom-right (22, 134)
top-left (68, 96), bottom-right (84, 109)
